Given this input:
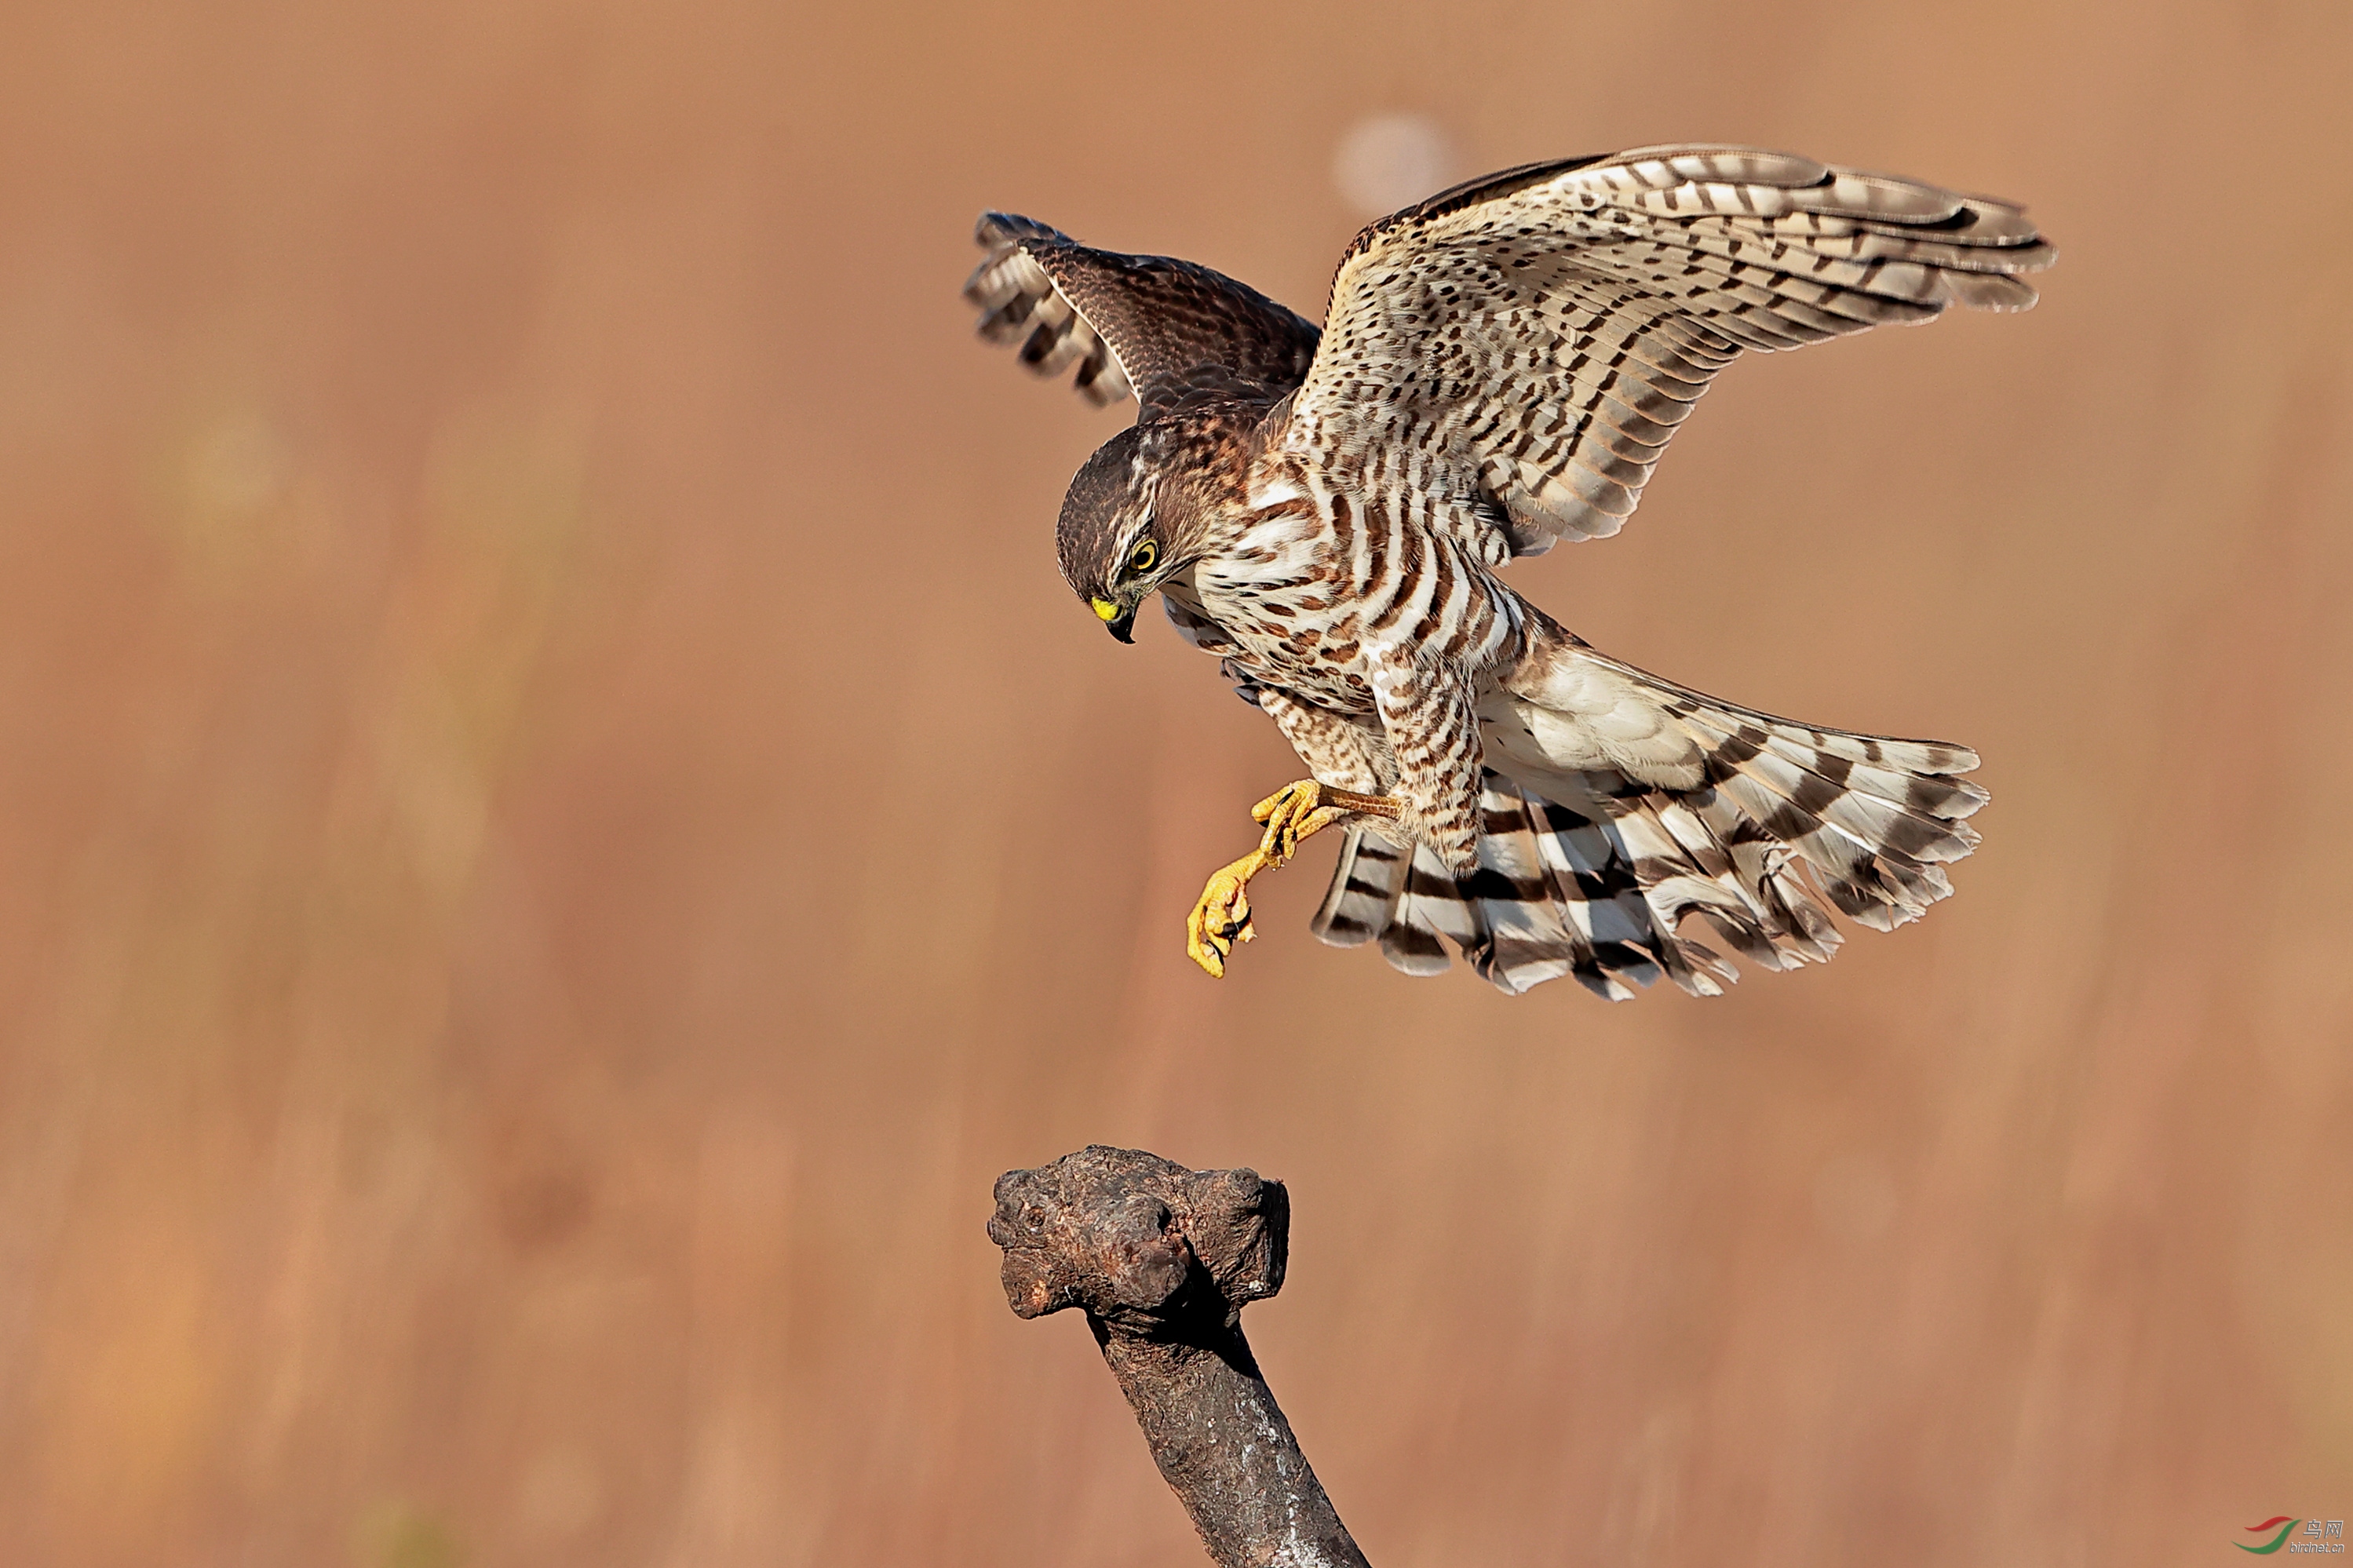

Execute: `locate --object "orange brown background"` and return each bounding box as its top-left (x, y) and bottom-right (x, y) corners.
top-left (3, 2), bottom-right (2349, 1564)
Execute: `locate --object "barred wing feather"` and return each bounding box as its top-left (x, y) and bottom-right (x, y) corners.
top-left (1287, 144), bottom-right (2054, 556)
top-left (964, 213), bottom-right (1321, 415)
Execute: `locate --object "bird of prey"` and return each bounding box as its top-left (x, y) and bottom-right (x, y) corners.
top-left (965, 144), bottom-right (2051, 999)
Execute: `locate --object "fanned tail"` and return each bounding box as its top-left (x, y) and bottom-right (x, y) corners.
top-left (1310, 774), bottom-right (1740, 1000)
top-left (1643, 677), bottom-right (1986, 935)
top-left (1310, 702), bottom-right (1984, 1001)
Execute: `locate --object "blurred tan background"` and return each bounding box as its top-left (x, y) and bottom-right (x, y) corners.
top-left (2, 0), bottom-right (2349, 1563)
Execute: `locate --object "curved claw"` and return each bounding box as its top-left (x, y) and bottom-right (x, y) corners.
top-left (1249, 781), bottom-right (1351, 863)
top-left (1185, 781), bottom-right (1400, 979)
top-left (1187, 849), bottom-right (1270, 978)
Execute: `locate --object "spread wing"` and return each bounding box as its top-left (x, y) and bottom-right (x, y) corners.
top-left (1286, 145), bottom-right (2055, 556)
top-left (964, 213), bottom-right (1322, 417)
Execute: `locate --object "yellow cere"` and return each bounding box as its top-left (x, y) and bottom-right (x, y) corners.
top-left (1092, 597), bottom-right (1121, 621)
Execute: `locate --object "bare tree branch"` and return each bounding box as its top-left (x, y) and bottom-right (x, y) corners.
top-left (987, 1145), bottom-right (1371, 1568)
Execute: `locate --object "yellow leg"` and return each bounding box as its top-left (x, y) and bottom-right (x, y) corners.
top-left (1185, 780), bottom-right (1401, 978)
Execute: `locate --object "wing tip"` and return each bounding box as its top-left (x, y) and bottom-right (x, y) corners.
top-left (973, 210), bottom-right (1066, 250)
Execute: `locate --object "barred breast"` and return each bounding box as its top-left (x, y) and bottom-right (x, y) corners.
top-left (1187, 458), bottom-right (1527, 704)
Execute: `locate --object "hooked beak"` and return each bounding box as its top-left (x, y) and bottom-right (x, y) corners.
top-left (1090, 596), bottom-right (1136, 644)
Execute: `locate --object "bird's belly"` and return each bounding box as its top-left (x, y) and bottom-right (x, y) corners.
top-left (1200, 605), bottom-right (1375, 717)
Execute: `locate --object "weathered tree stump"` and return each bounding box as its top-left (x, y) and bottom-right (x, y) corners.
top-left (987, 1145), bottom-right (1370, 1568)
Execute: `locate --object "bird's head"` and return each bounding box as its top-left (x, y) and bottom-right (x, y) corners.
top-left (1056, 424), bottom-right (1184, 644)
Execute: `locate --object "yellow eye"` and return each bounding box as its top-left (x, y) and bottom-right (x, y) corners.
top-left (1127, 539), bottom-right (1158, 575)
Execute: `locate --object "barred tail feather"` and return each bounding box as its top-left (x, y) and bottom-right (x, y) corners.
top-left (1645, 685), bottom-right (1985, 935)
top-left (1309, 772), bottom-right (1733, 1000)
top-left (1308, 827), bottom-right (1405, 949)
top-left (1309, 697), bottom-right (1983, 999)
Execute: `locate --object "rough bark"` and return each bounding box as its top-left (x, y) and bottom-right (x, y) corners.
top-left (987, 1145), bottom-right (1370, 1568)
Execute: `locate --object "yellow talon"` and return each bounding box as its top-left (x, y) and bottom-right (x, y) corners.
top-left (1250, 781), bottom-right (1351, 859)
top-left (1185, 848), bottom-right (1271, 978)
top-left (1184, 780), bottom-right (1400, 978)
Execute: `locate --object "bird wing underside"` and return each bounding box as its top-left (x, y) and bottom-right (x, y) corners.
top-left (1286, 144), bottom-right (2053, 558)
top-left (964, 213), bottom-right (1322, 417)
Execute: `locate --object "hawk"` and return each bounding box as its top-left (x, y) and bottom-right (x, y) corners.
top-left (965, 145), bottom-right (2052, 999)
